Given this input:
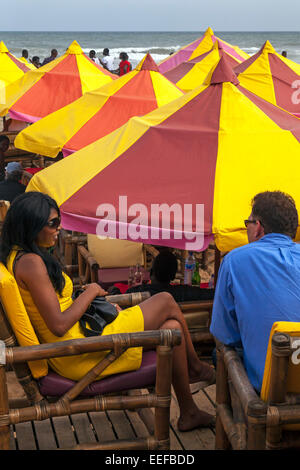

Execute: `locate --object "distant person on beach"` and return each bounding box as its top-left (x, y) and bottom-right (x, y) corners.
top-left (42, 49), bottom-right (58, 66)
top-left (210, 191), bottom-right (300, 393)
top-left (124, 251), bottom-right (215, 302)
top-left (282, 50), bottom-right (287, 57)
top-left (21, 49), bottom-right (29, 60)
top-left (100, 48), bottom-right (114, 71)
top-left (0, 135), bottom-right (10, 182)
top-left (89, 50), bottom-right (100, 65)
top-left (0, 162), bottom-right (25, 203)
top-left (114, 52), bottom-right (132, 76)
top-left (31, 56), bottom-right (41, 68)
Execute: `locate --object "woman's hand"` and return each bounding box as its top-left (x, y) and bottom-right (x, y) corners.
top-left (81, 283), bottom-right (108, 297)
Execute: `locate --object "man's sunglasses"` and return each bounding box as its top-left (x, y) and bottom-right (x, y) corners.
top-left (46, 217), bottom-right (61, 229)
top-left (244, 219), bottom-right (257, 228)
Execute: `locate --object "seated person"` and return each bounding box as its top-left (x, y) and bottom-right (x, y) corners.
top-left (0, 162), bottom-right (26, 202)
top-left (210, 191), bottom-right (300, 393)
top-left (126, 251), bottom-right (214, 302)
top-left (0, 192), bottom-right (215, 431)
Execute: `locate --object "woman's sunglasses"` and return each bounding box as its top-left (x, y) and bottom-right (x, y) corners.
top-left (46, 217), bottom-right (61, 229)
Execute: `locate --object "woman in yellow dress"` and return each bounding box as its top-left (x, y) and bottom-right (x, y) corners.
top-left (0, 191), bottom-right (215, 431)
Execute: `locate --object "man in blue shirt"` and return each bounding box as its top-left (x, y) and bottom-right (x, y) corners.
top-left (210, 191), bottom-right (300, 392)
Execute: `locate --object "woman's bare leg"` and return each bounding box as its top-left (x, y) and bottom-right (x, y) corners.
top-left (139, 292), bottom-right (215, 431)
top-left (140, 292), bottom-right (214, 382)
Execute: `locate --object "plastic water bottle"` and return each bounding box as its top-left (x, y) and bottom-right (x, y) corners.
top-left (208, 273), bottom-right (215, 288)
top-left (184, 251), bottom-right (196, 286)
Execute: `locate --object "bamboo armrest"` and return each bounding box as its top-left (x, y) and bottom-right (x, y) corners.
top-left (219, 343), bottom-right (267, 417)
top-left (2, 330), bottom-right (181, 366)
top-left (178, 300), bottom-right (213, 312)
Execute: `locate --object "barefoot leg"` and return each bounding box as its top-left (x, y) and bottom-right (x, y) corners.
top-left (139, 293), bottom-right (215, 430)
top-left (140, 292), bottom-right (214, 382)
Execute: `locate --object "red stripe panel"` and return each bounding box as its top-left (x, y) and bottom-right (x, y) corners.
top-left (7, 53), bottom-right (29, 73)
top-left (10, 55), bottom-right (82, 119)
top-left (238, 85), bottom-right (300, 142)
top-left (268, 53), bottom-right (300, 113)
top-left (65, 71), bottom-right (159, 153)
top-left (61, 85), bottom-right (222, 237)
top-left (164, 62), bottom-right (195, 83)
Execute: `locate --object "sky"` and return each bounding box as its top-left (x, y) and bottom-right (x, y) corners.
top-left (4, 0), bottom-right (300, 31)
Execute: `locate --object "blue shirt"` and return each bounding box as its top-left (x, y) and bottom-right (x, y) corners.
top-left (210, 233), bottom-right (300, 392)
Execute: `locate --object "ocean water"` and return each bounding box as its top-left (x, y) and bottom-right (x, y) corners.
top-left (1, 30), bottom-right (300, 68)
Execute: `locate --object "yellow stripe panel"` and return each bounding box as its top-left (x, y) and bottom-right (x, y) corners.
top-left (0, 54), bottom-right (26, 86)
top-left (237, 50), bottom-right (277, 105)
top-left (150, 71), bottom-right (183, 107)
top-left (15, 72), bottom-right (138, 157)
top-left (27, 84), bottom-right (207, 206)
top-left (189, 32), bottom-right (214, 61)
top-left (213, 82), bottom-right (300, 252)
top-left (76, 54), bottom-right (114, 94)
top-left (177, 49), bottom-right (220, 92)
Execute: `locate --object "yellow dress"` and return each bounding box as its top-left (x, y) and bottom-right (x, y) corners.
top-left (7, 249), bottom-right (144, 381)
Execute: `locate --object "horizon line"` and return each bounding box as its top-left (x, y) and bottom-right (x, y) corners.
top-left (1, 29), bottom-right (300, 33)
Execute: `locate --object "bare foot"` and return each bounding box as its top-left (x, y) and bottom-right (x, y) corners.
top-left (178, 409), bottom-right (215, 432)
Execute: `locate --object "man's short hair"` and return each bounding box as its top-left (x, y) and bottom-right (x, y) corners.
top-left (152, 251), bottom-right (178, 283)
top-left (251, 191), bottom-right (298, 239)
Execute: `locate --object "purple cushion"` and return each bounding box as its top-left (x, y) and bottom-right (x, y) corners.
top-left (38, 350), bottom-right (157, 397)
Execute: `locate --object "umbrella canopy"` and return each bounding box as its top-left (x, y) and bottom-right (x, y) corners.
top-left (164, 41), bottom-right (241, 92)
top-left (0, 40), bottom-right (116, 122)
top-left (0, 41), bottom-right (30, 90)
top-left (27, 56), bottom-right (300, 253)
top-left (15, 53), bottom-right (183, 158)
top-left (18, 57), bottom-right (36, 70)
top-left (158, 27), bottom-right (249, 74)
top-left (234, 40), bottom-right (300, 117)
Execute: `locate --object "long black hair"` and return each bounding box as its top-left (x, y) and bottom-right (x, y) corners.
top-left (0, 191), bottom-right (65, 295)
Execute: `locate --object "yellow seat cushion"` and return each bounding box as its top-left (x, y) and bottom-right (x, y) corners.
top-left (0, 263), bottom-right (48, 378)
top-left (87, 235), bottom-right (144, 269)
top-left (261, 321), bottom-right (300, 430)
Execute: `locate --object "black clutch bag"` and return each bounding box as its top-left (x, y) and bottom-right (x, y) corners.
top-left (74, 289), bottom-right (119, 337)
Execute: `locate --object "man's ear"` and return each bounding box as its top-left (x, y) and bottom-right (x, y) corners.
top-left (255, 220), bottom-right (265, 240)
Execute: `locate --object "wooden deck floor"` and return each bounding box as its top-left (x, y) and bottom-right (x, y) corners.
top-left (6, 371), bottom-right (216, 451)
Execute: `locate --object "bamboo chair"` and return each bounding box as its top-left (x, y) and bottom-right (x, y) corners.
top-left (215, 321), bottom-right (300, 450)
top-left (0, 263), bottom-right (180, 450)
top-left (55, 229), bottom-right (87, 281)
top-left (77, 236), bottom-right (159, 288)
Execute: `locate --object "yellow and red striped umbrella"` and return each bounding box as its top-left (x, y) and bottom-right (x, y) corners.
top-left (0, 41), bottom-right (30, 91)
top-left (164, 41), bottom-right (241, 92)
top-left (0, 40), bottom-right (116, 122)
top-left (158, 27), bottom-right (249, 74)
top-left (27, 56), bottom-right (300, 252)
top-left (15, 54), bottom-right (183, 158)
top-left (234, 40), bottom-right (300, 117)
